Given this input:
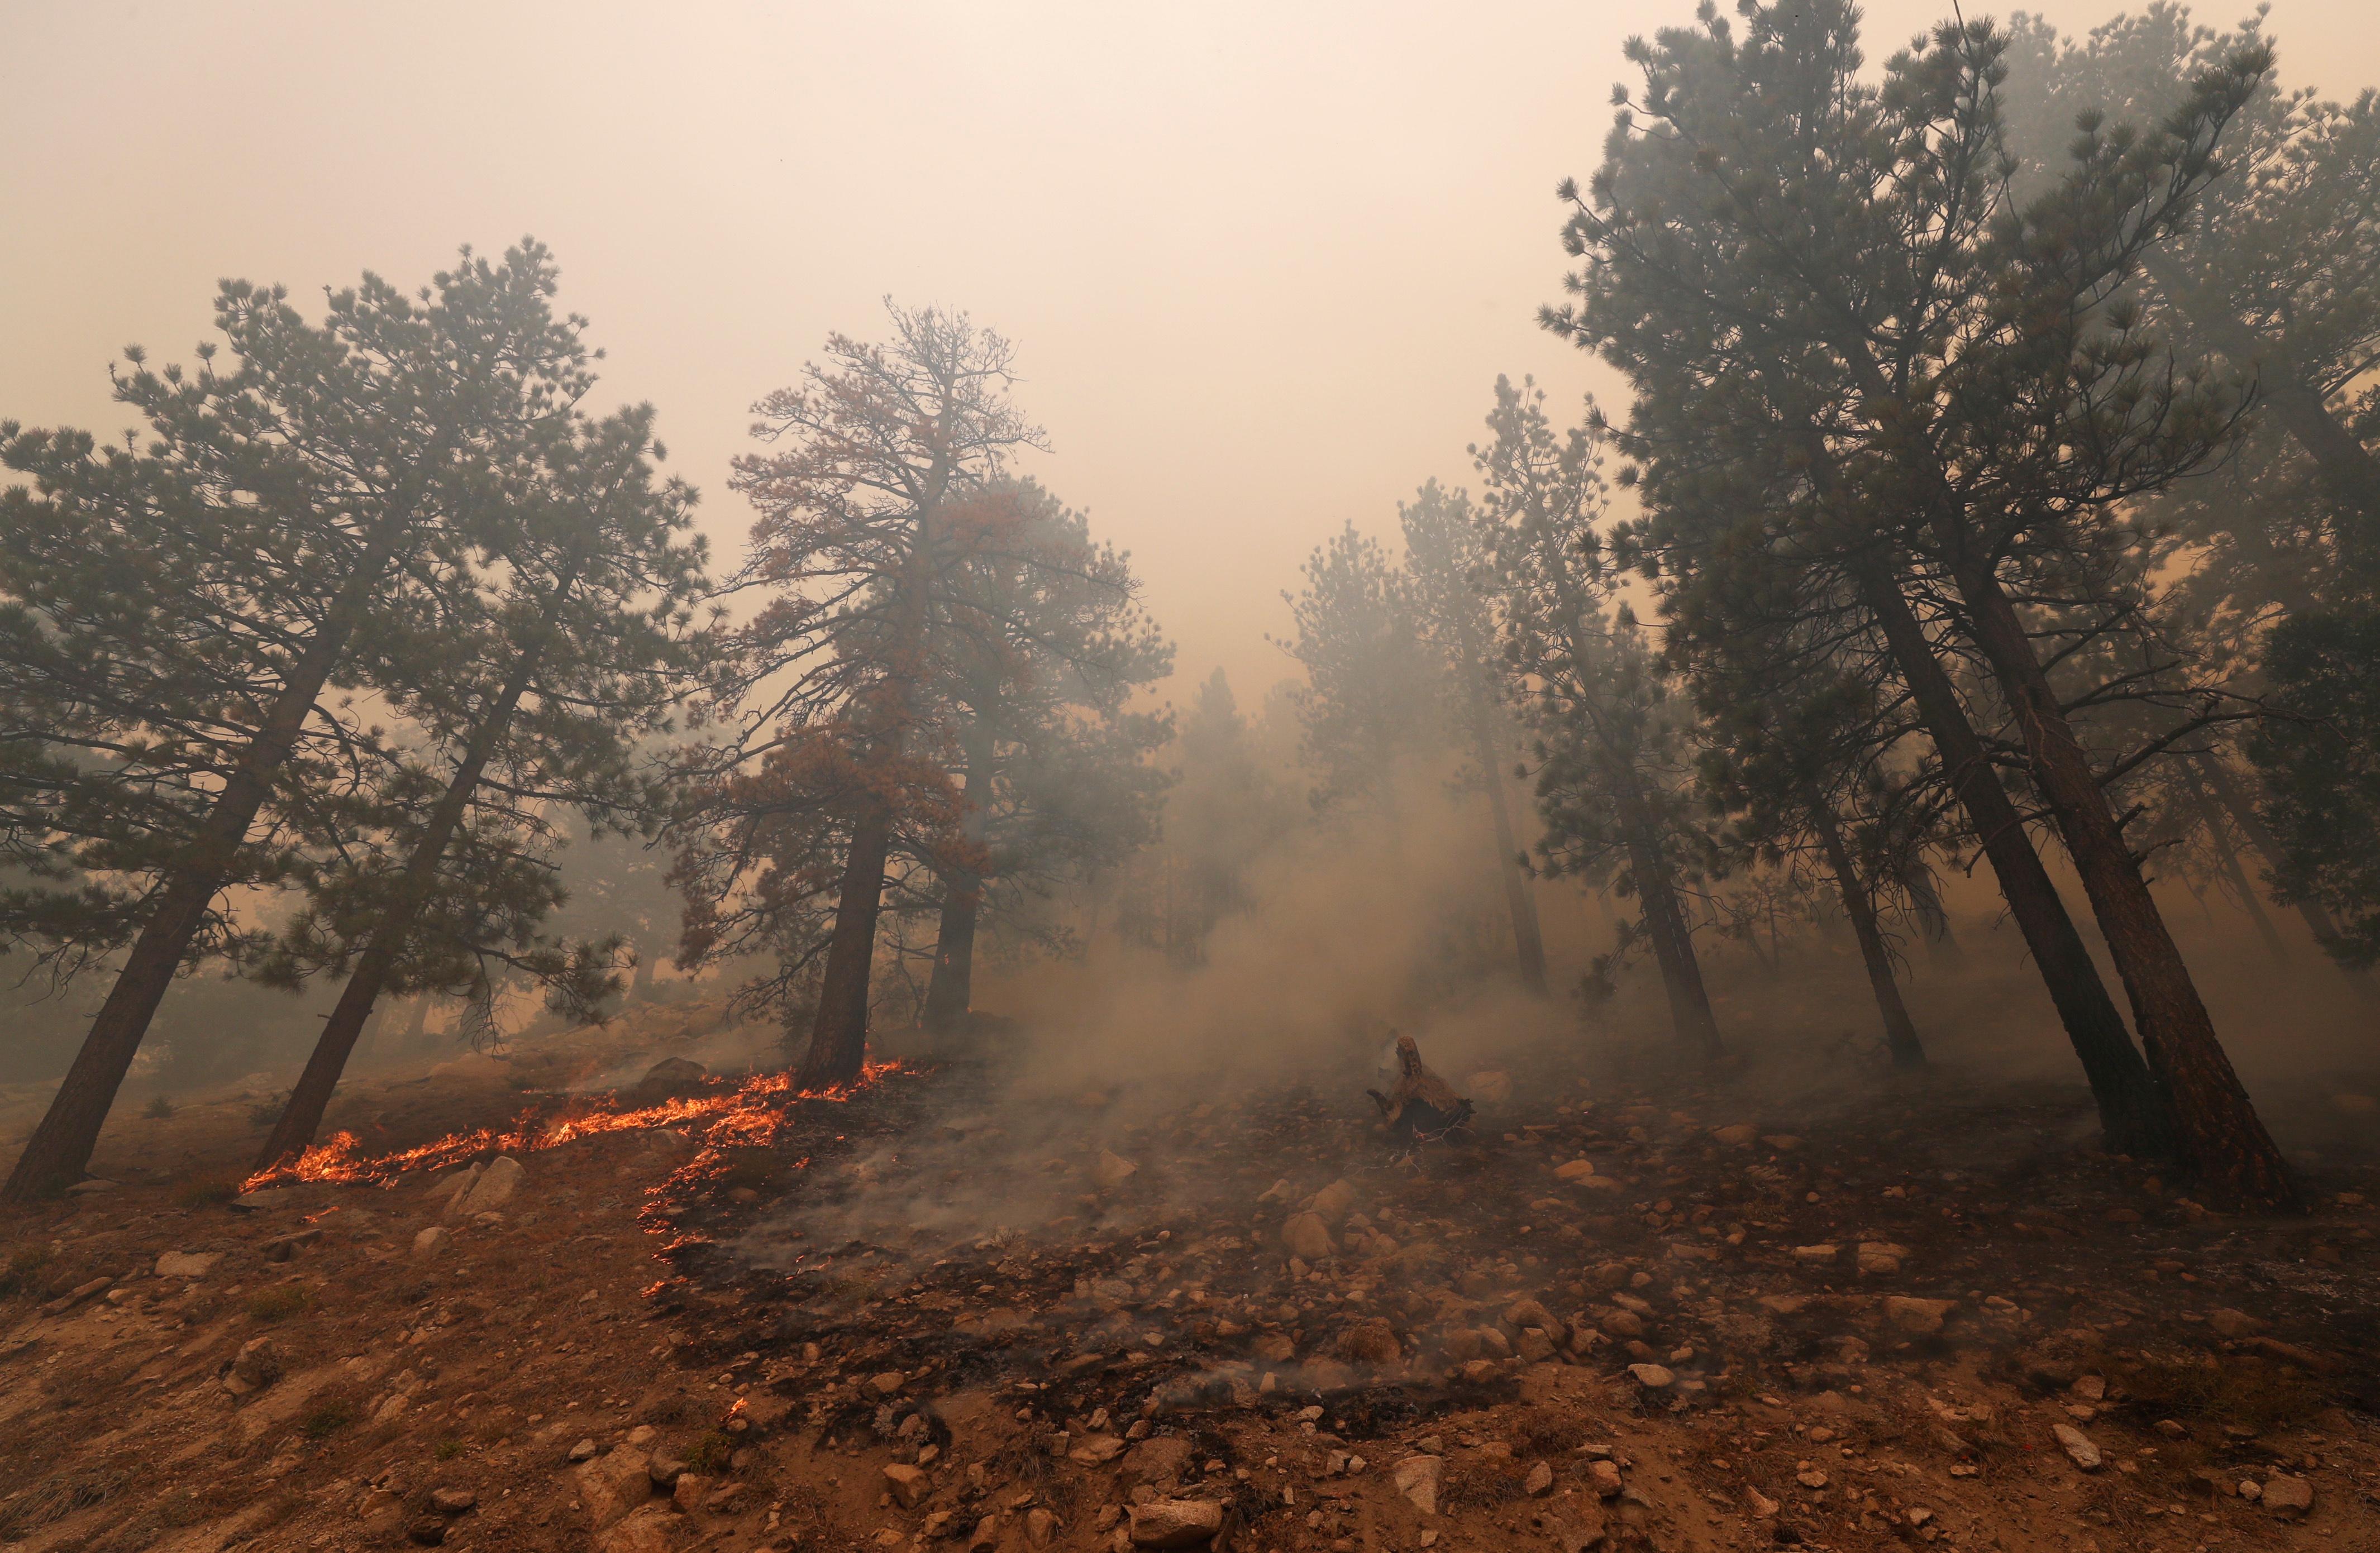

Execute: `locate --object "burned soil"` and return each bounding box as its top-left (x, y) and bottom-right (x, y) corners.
top-left (2, 1000), bottom-right (2376, 1553)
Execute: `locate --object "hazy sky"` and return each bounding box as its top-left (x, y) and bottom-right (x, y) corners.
top-left (6, 1), bottom-right (2375, 702)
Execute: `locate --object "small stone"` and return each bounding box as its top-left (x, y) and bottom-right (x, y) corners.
top-left (1093, 1150), bottom-right (1139, 1189)
top-left (1069, 1434), bottom-right (1125, 1465)
top-left (1627, 1363), bottom-right (1675, 1389)
top-left (450, 1154), bottom-right (523, 1217)
top-left (1524, 1461), bottom-right (1554, 1496)
top-left (883, 1463), bottom-right (929, 1509)
top-left (568, 1437), bottom-right (600, 1463)
top-left (1710, 1123), bottom-right (1759, 1146)
top-left (65, 1178), bottom-right (119, 1195)
top-left (648, 1454), bottom-right (687, 1487)
top-left (595, 1504), bottom-right (678, 1553)
top-left (1745, 1485), bottom-right (1778, 1517)
top-left (428, 1487), bottom-right (476, 1515)
top-left (223, 1336), bottom-right (282, 1396)
top-left (869, 1370), bottom-right (907, 1395)
top-left (406, 1517), bottom-right (447, 1545)
top-left (1393, 1455), bottom-right (1441, 1515)
top-left (2053, 1423), bottom-right (2102, 1470)
top-left (672, 1472), bottom-right (708, 1511)
top-left (1128, 1498), bottom-right (1224, 1547)
top-left (1027, 1506), bottom-right (1056, 1546)
top-left (1554, 1159), bottom-right (1598, 1182)
top-left (411, 1227), bottom-right (450, 1259)
top-left (1790, 1244), bottom-right (1839, 1263)
top-left (1588, 1460), bottom-right (1624, 1498)
top-left (2260, 1474), bottom-right (2314, 1516)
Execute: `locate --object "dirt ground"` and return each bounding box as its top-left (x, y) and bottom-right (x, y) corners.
top-left (3, 998), bottom-right (2376, 1553)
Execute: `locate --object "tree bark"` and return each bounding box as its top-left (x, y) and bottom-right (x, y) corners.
top-left (922, 721), bottom-right (995, 1034)
top-left (3, 515), bottom-right (415, 1203)
top-left (1945, 559), bottom-right (2296, 1206)
top-left (1470, 692), bottom-right (1548, 996)
top-left (1810, 799), bottom-right (1926, 1067)
top-left (256, 573), bottom-right (565, 1172)
top-left (802, 808), bottom-right (895, 1086)
top-left (1614, 774), bottom-right (1723, 1059)
top-left (1857, 566), bottom-right (2173, 1151)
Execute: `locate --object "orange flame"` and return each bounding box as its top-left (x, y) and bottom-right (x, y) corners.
top-left (241, 1060), bottom-right (903, 1194)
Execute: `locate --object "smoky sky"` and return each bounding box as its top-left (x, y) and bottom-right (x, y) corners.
top-left (4, 0), bottom-right (2374, 697)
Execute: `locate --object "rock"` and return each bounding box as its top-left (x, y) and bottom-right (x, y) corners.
top-left (568, 1437), bottom-right (600, 1463)
top-left (1710, 1123), bottom-right (1759, 1146)
top-left (2052, 1423), bottom-right (2102, 1471)
top-left (1467, 1071), bottom-right (1514, 1103)
top-left (1393, 1455), bottom-right (1442, 1515)
top-left (1790, 1243), bottom-right (1838, 1264)
top-left (1027, 1507), bottom-right (1056, 1546)
top-left (41, 1275), bottom-right (112, 1316)
top-left (1554, 1159), bottom-right (1597, 1182)
top-left (65, 1178), bottom-right (119, 1194)
top-left (648, 1454), bottom-right (688, 1487)
top-left (411, 1227), bottom-right (450, 1260)
top-left (1309, 1178), bottom-right (1360, 1224)
top-left (428, 1164), bottom-right (482, 1204)
top-left (2206, 1307), bottom-right (2262, 1339)
top-left (1125, 1435), bottom-right (1193, 1485)
top-left (671, 1473), bottom-right (708, 1512)
top-left (1069, 1434), bottom-right (1126, 1465)
top-left (594, 1504), bottom-right (677, 1553)
top-left (1335, 1316), bottom-right (1402, 1367)
top-left (1515, 1327), bottom-right (1559, 1363)
top-left (966, 1514), bottom-right (1000, 1552)
top-left (575, 1446), bottom-right (654, 1527)
top-left (1627, 1363), bottom-right (1675, 1389)
top-left (1505, 1297), bottom-right (1562, 1337)
top-left (1587, 1460), bottom-right (1624, 1498)
top-left (1883, 1296), bottom-right (1955, 1334)
top-left (451, 1155), bottom-right (523, 1217)
top-left (406, 1518), bottom-right (447, 1545)
top-left (1281, 1212), bottom-right (1336, 1261)
top-left (1093, 1149), bottom-right (1139, 1189)
top-left (884, 1463), bottom-right (929, 1508)
top-left (637, 1057), bottom-right (708, 1095)
top-left (1600, 1309), bottom-right (1644, 1340)
top-left (2260, 1474), bottom-right (2314, 1516)
top-left (1524, 1461), bottom-right (1554, 1495)
top-left (230, 1188), bottom-right (289, 1212)
top-left (1129, 1498), bottom-right (1224, 1548)
top-left (155, 1251), bottom-right (221, 1279)
top-left (1856, 1241), bottom-right (1909, 1275)
top-left (428, 1488), bottom-right (477, 1514)
top-left (868, 1370), bottom-right (907, 1395)
top-left (223, 1336), bottom-right (282, 1396)
top-left (1745, 1485), bottom-right (1778, 1517)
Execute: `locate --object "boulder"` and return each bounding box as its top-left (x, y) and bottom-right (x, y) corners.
top-left (451, 1155), bottom-right (523, 1217)
top-left (412, 1227), bottom-right (451, 1260)
top-left (1124, 1435), bottom-right (1193, 1485)
top-left (155, 1251), bottom-right (221, 1279)
top-left (594, 1505), bottom-right (676, 1553)
top-left (1627, 1363), bottom-right (1676, 1389)
top-left (1883, 1296), bottom-right (1955, 1335)
top-left (222, 1336), bottom-right (282, 1396)
top-left (1308, 1178), bottom-right (1359, 1224)
top-left (1281, 1212), bottom-right (1336, 1261)
top-left (2260, 1474), bottom-right (2314, 1516)
top-left (1393, 1455), bottom-right (1441, 1514)
top-left (883, 1463), bottom-right (929, 1509)
top-left (1129, 1498), bottom-right (1224, 1549)
top-left (574, 1445), bottom-right (654, 1527)
top-left (2052, 1424), bottom-right (2101, 1471)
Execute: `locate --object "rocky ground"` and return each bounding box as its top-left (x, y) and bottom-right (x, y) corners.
top-left (2, 1001), bottom-right (2376, 1553)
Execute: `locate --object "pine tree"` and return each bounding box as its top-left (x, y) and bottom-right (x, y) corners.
top-left (0, 242), bottom-right (593, 1201)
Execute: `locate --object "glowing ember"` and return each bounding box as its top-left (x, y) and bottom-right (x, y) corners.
top-left (241, 1060), bottom-right (903, 1193)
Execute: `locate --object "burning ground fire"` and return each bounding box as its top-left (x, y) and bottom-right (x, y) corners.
top-left (239, 1059), bottom-right (908, 1195)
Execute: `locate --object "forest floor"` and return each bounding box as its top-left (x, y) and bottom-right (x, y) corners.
top-left (2, 997), bottom-right (2377, 1553)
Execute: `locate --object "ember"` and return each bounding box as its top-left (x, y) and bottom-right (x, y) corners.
top-left (239, 1059), bottom-right (904, 1194)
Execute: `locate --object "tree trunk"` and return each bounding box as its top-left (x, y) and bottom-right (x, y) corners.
top-left (1470, 693), bottom-right (1548, 996)
top-left (3, 517), bottom-right (414, 1203)
top-left (1857, 566), bottom-right (2173, 1152)
top-left (922, 721), bottom-right (995, 1034)
top-left (1615, 775), bottom-right (1723, 1060)
top-left (802, 808), bottom-right (895, 1086)
top-left (2179, 763), bottom-right (2288, 962)
top-left (256, 580), bottom-right (561, 1173)
top-left (1946, 558), bottom-right (2296, 1206)
top-left (2149, 254), bottom-right (2380, 531)
top-left (1809, 799), bottom-right (1926, 1067)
